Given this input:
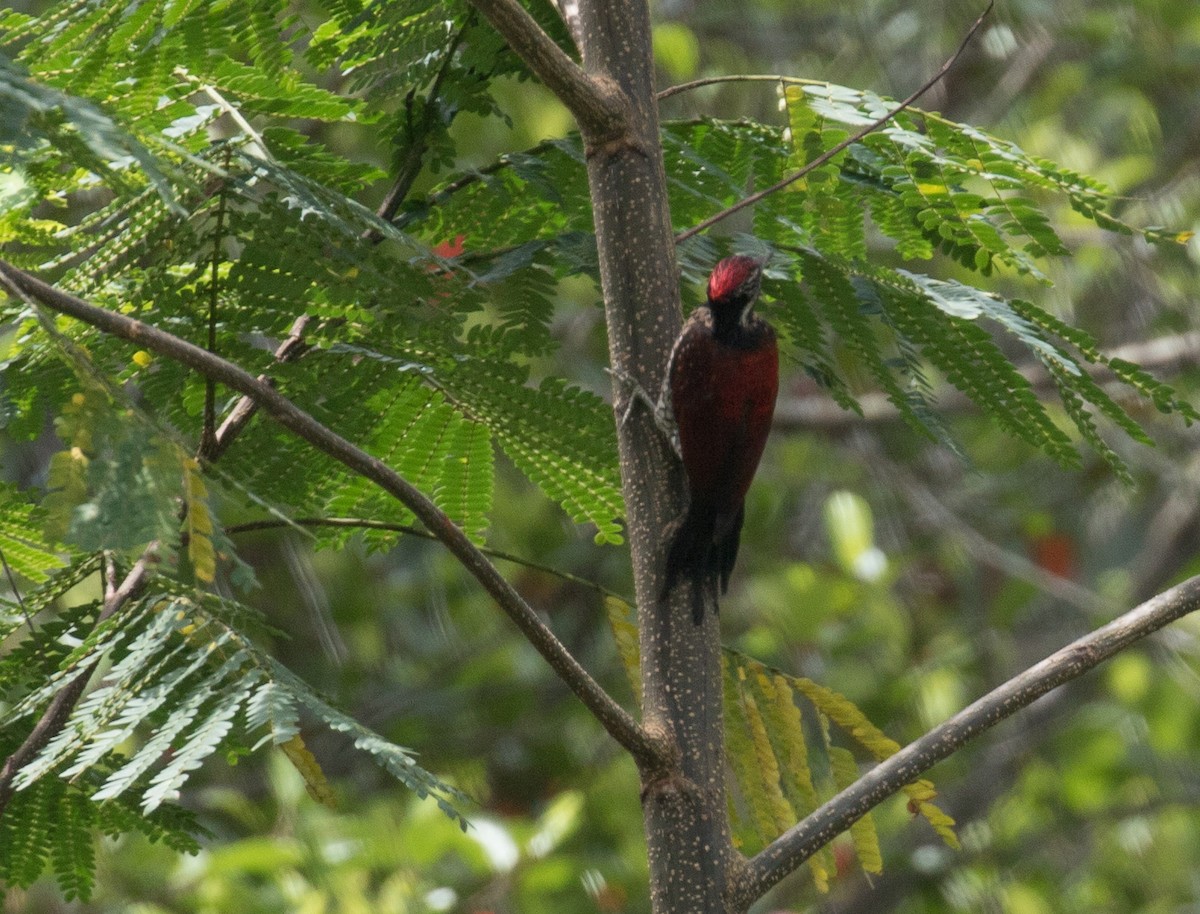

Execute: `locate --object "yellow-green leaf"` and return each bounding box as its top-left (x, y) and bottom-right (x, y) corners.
top-left (604, 595), bottom-right (641, 705)
top-left (182, 457), bottom-right (216, 583)
top-left (279, 734), bottom-right (336, 808)
top-left (830, 747), bottom-right (883, 875)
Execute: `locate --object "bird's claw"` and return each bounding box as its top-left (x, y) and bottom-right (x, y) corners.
top-left (606, 366), bottom-right (681, 457)
top-left (606, 366), bottom-right (655, 429)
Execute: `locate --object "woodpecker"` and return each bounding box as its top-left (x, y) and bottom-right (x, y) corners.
top-left (660, 254), bottom-right (778, 622)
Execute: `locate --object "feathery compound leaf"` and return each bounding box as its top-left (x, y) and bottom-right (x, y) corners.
top-left (758, 672), bottom-right (833, 890)
top-left (737, 667), bottom-right (797, 835)
top-left (603, 595), bottom-right (642, 705)
top-left (260, 657), bottom-right (469, 829)
top-left (443, 358), bottom-right (625, 545)
top-left (0, 772), bottom-right (61, 889)
top-left (795, 250), bottom-right (934, 436)
top-left (42, 388), bottom-right (183, 553)
top-left (776, 251), bottom-right (1174, 474)
top-left (143, 683), bottom-right (248, 811)
top-left (735, 652), bottom-right (958, 866)
top-left (49, 789), bottom-right (96, 901)
top-left (0, 57), bottom-right (181, 210)
top-left (0, 487), bottom-right (66, 583)
top-left (653, 104), bottom-right (1192, 465)
top-left (829, 746), bottom-right (883, 875)
top-left (321, 370), bottom-right (494, 546)
top-left (5, 584), bottom-right (468, 854)
top-left (722, 656), bottom-right (782, 850)
top-left (903, 778), bottom-right (961, 849)
top-left (604, 600), bottom-right (940, 873)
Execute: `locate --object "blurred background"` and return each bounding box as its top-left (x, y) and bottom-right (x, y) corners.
top-left (7, 0), bottom-right (1200, 911)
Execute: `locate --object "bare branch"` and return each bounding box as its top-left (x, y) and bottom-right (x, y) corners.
top-left (674, 1), bottom-right (993, 245)
top-left (0, 259), bottom-right (662, 768)
top-left (732, 573), bottom-right (1200, 908)
top-left (208, 314), bottom-right (312, 461)
top-left (465, 0), bottom-right (625, 139)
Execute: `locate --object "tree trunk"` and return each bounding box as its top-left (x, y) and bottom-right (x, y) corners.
top-left (575, 2), bottom-right (738, 912)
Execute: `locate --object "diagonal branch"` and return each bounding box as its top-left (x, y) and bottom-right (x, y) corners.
top-left (207, 314), bottom-right (312, 460)
top-left (731, 573), bottom-right (1200, 908)
top-left (547, 0), bottom-right (585, 55)
top-left (465, 0), bottom-right (625, 140)
top-left (373, 18), bottom-right (473, 231)
top-left (0, 259), bottom-right (662, 770)
top-left (674, 1), bottom-right (993, 245)
top-left (0, 267), bottom-right (319, 820)
top-left (0, 552), bottom-right (153, 817)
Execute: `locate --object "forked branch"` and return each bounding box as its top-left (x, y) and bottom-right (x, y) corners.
top-left (0, 260), bottom-right (662, 770)
top-left (465, 0), bottom-right (626, 139)
top-left (733, 573), bottom-right (1200, 908)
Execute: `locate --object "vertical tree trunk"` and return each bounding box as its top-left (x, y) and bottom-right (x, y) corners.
top-left (575, 3), bottom-right (737, 911)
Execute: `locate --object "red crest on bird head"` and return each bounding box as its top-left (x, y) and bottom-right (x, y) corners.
top-left (707, 254), bottom-right (765, 308)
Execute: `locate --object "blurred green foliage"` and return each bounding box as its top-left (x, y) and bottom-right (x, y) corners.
top-left (4, 0), bottom-right (1200, 912)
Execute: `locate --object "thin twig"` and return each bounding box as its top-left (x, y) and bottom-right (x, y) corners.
top-left (658, 73), bottom-right (813, 101)
top-left (0, 259), bottom-right (661, 768)
top-left (674, 1), bottom-right (993, 245)
top-left (226, 516), bottom-right (633, 604)
top-left (181, 75), bottom-right (273, 163)
top-left (733, 573), bottom-right (1200, 907)
top-left (374, 19), bottom-right (473, 230)
top-left (0, 544), bottom-right (34, 634)
top-left (208, 314), bottom-right (312, 461)
top-left (199, 147), bottom-right (231, 460)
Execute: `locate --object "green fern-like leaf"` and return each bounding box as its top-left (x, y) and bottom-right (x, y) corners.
top-left (4, 582), bottom-right (469, 843)
top-left (142, 682), bottom-right (248, 811)
top-left (50, 789), bottom-right (96, 901)
top-left (0, 774), bottom-right (60, 889)
top-left (0, 488), bottom-right (66, 583)
top-left (444, 359), bottom-right (625, 544)
top-left (261, 657), bottom-right (470, 828)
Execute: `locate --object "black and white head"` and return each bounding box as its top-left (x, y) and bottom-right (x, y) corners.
top-left (707, 254), bottom-right (766, 328)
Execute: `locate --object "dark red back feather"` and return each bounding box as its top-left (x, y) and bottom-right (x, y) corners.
top-left (661, 254), bottom-right (778, 611)
top-left (670, 312), bottom-right (777, 510)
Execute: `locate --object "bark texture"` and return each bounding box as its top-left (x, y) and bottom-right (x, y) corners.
top-left (572, 3), bottom-right (737, 912)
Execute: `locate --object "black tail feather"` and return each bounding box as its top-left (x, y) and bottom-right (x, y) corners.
top-left (714, 502), bottom-right (744, 594)
top-left (660, 501), bottom-right (746, 623)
